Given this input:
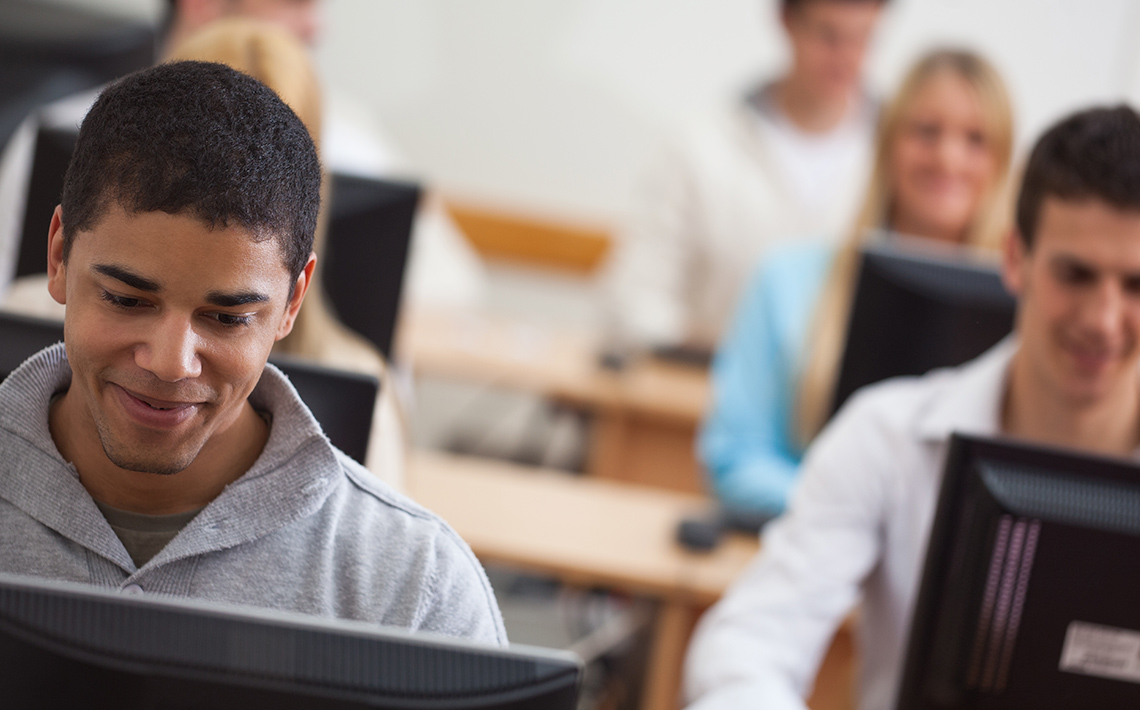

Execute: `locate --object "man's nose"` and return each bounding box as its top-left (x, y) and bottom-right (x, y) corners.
top-left (135, 315), bottom-right (202, 382)
top-left (1081, 280), bottom-right (1125, 337)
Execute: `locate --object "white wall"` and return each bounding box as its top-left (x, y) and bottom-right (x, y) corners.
top-left (37, 0), bottom-right (1140, 226)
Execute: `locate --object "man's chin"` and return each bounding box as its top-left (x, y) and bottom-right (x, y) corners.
top-left (101, 443), bottom-right (196, 476)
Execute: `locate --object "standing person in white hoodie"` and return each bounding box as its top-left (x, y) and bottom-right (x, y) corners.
top-left (683, 105), bottom-right (1140, 709)
top-left (606, 0), bottom-right (887, 351)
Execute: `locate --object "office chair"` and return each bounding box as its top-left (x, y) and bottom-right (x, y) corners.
top-left (0, 312), bottom-right (378, 466)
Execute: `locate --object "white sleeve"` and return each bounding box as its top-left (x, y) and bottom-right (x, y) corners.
top-left (683, 396), bottom-right (894, 709)
top-left (605, 141), bottom-right (700, 348)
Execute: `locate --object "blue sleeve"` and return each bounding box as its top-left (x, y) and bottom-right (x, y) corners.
top-left (698, 248), bottom-right (827, 514)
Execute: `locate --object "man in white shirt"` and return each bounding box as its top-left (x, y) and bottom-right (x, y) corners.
top-left (607, 0), bottom-right (887, 350)
top-left (683, 104), bottom-right (1140, 709)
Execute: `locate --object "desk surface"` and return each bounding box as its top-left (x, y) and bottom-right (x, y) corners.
top-left (407, 450), bottom-right (758, 606)
top-left (402, 309), bottom-right (710, 424)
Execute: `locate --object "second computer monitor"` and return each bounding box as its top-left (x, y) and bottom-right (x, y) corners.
top-left (831, 243), bottom-right (1016, 418)
top-left (896, 434), bottom-right (1140, 709)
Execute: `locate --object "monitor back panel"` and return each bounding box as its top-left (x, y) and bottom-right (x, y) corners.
top-left (18, 127), bottom-right (77, 278)
top-left (831, 245), bottom-right (1015, 417)
top-left (897, 435), bottom-right (1140, 709)
top-left (0, 573), bottom-right (581, 709)
top-left (321, 174), bottom-right (420, 361)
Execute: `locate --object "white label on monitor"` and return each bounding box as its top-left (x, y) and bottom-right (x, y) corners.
top-left (1059, 621), bottom-right (1140, 684)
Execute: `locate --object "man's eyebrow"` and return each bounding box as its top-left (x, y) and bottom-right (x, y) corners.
top-left (205, 290), bottom-right (271, 308)
top-left (93, 264), bottom-right (161, 292)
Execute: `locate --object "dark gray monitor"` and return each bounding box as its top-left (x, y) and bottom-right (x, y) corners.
top-left (0, 572), bottom-right (580, 709)
top-left (17, 126), bottom-right (76, 279)
top-left (896, 434), bottom-right (1140, 709)
top-left (322, 174), bottom-right (420, 361)
top-left (831, 243), bottom-right (1016, 418)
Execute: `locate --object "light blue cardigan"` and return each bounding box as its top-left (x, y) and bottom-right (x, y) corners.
top-left (698, 243), bottom-right (833, 513)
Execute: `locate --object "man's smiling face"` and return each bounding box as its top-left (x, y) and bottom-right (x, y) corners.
top-left (1005, 197), bottom-right (1140, 407)
top-left (48, 204), bottom-right (309, 475)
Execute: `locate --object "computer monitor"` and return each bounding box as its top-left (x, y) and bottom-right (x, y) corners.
top-left (17, 126), bottom-right (77, 278)
top-left (321, 174), bottom-right (420, 361)
top-left (895, 434), bottom-right (1140, 709)
top-left (0, 312), bottom-right (377, 465)
top-left (831, 243), bottom-right (1016, 418)
top-left (0, 572), bottom-right (581, 709)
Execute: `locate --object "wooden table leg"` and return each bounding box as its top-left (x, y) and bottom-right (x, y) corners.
top-left (640, 599), bottom-right (699, 710)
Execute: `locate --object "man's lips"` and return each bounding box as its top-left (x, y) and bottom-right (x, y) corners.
top-left (109, 383), bottom-right (205, 429)
top-left (121, 387), bottom-right (199, 410)
top-left (1062, 341), bottom-right (1117, 374)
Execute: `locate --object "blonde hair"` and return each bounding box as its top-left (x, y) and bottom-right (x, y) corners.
top-left (166, 18), bottom-right (322, 144)
top-left (795, 49), bottom-right (1014, 443)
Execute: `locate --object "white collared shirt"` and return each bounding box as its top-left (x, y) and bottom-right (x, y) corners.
top-left (684, 338), bottom-right (1019, 710)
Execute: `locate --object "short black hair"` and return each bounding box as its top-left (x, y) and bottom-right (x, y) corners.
top-left (782, 0), bottom-right (888, 11)
top-left (1017, 105), bottom-right (1140, 247)
top-left (60, 60), bottom-right (321, 284)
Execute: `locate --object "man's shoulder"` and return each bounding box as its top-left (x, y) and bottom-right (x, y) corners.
top-left (327, 452), bottom-right (493, 590)
top-left (333, 452), bottom-right (452, 535)
top-left (305, 451), bottom-right (507, 645)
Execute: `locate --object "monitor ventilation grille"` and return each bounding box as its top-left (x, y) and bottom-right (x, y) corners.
top-left (965, 514), bottom-right (1041, 693)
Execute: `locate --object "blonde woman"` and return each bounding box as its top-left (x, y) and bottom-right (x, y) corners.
top-left (699, 49), bottom-right (1014, 513)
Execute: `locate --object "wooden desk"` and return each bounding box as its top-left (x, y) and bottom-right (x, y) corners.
top-left (402, 310), bottom-right (710, 493)
top-left (407, 451), bottom-right (853, 710)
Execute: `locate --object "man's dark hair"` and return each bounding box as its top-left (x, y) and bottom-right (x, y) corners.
top-left (60, 60), bottom-right (321, 284)
top-left (782, 0), bottom-right (888, 12)
top-left (1017, 105), bottom-right (1140, 247)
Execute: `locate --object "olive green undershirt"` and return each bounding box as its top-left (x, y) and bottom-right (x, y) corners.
top-left (93, 499), bottom-right (204, 568)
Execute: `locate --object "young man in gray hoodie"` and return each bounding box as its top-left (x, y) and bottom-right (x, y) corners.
top-left (0, 60), bottom-right (506, 646)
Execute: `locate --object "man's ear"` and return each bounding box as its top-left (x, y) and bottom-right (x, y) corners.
top-left (1001, 227), bottom-right (1028, 297)
top-left (276, 253), bottom-right (317, 341)
top-left (46, 206), bottom-right (67, 306)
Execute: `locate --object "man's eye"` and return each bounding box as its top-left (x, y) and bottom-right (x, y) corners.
top-left (212, 313), bottom-right (253, 328)
top-left (100, 291), bottom-right (143, 309)
top-left (1054, 263), bottom-right (1095, 285)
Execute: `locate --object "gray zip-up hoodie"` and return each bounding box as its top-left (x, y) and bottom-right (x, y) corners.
top-left (0, 344), bottom-right (507, 646)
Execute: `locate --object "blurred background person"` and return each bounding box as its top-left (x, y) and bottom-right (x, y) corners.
top-left (700, 48), bottom-right (1014, 514)
top-left (605, 0), bottom-right (888, 355)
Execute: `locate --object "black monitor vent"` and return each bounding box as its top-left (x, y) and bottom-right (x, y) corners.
top-left (978, 461), bottom-right (1140, 537)
top-left (0, 586), bottom-right (542, 700)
